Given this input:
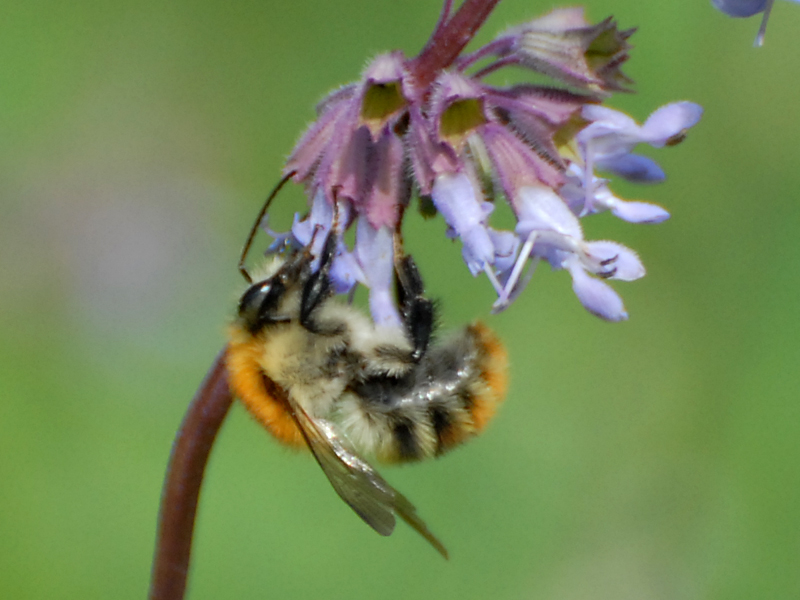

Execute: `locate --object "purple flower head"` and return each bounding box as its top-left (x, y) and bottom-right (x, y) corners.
top-left (712, 0), bottom-right (800, 45)
top-left (259, 1), bottom-right (701, 323)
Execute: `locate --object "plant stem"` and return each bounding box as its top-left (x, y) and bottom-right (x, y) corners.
top-left (408, 0), bottom-right (503, 91)
top-left (149, 347), bottom-right (233, 600)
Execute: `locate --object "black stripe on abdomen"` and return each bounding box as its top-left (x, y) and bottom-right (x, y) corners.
top-left (393, 418), bottom-right (420, 460)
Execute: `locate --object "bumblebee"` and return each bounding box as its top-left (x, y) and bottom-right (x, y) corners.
top-left (226, 229), bottom-right (508, 557)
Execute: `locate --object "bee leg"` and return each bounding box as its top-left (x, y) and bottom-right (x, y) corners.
top-left (395, 254), bottom-right (434, 362)
top-left (299, 231), bottom-right (337, 333)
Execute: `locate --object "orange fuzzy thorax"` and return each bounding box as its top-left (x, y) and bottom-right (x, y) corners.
top-left (226, 325), bottom-right (306, 448)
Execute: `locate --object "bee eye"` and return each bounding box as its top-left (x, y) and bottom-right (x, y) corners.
top-left (238, 280), bottom-right (285, 332)
top-left (238, 281), bottom-right (269, 316)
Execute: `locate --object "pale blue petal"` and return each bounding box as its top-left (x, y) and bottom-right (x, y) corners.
top-left (711, 0), bottom-right (767, 16)
top-left (597, 153), bottom-right (665, 182)
top-left (568, 261), bottom-right (628, 321)
top-left (489, 228), bottom-right (520, 273)
top-left (610, 200), bottom-right (671, 224)
top-left (640, 102), bottom-right (704, 147)
top-left (329, 246), bottom-right (364, 294)
top-left (355, 219), bottom-right (403, 328)
top-left (291, 213), bottom-right (314, 246)
top-left (530, 231), bottom-right (582, 268)
top-left (516, 186), bottom-right (583, 239)
top-left (432, 172), bottom-right (500, 274)
top-left (585, 241), bottom-right (646, 281)
top-left (581, 105), bottom-right (638, 132)
top-left (291, 188), bottom-right (334, 260)
top-left (461, 227), bottom-right (496, 275)
top-left (430, 173), bottom-right (486, 239)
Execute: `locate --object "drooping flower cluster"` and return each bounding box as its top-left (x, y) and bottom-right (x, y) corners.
top-left (712, 0), bottom-right (800, 45)
top-left (267, 4), bottom-right (702, 325)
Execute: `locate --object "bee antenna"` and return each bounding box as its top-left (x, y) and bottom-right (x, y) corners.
top-left (238, 171), bottom-right (296, 284)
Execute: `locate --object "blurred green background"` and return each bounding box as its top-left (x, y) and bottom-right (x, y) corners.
top-left (2, 0), bottom-right (799, 598)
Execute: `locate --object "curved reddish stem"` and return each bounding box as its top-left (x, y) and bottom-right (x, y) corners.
top-left (149, 347), bottom-right (233, 600)
top-left (408, 0), bottom-right (502, 91)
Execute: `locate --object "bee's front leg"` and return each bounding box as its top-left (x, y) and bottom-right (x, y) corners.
top-left (299, 232), bottom-right (338, 333)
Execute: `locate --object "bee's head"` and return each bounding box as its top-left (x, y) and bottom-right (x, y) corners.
top-left (237, 256), bottom-right (306, 333)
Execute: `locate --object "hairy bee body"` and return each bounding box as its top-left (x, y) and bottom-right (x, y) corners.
top-left (339, 321), bottom-right (506, 462)
top-left (226, 241), bottom-right (507, 555)
top-left (228, 290), bottom-right (506, 463)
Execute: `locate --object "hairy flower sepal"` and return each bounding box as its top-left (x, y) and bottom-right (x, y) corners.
top-left (466, 8), bottom-right (634, 94)
top-left (285, 53), bottom-right (412, 232)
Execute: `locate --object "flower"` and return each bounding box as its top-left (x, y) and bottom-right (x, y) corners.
top-left (262, 1), bottom-right (701, 322)
top-left (494, 185), bottom-right (645, 319)
top-left (712, 0), bottom-right (800, 45)
top-left (713, 0), bottom-right (774, 16)
top-left (573, 102), bottom-right (703, 215)
top-left (561, 173), bottom-right (671, 224)
top-left (491, 8), bottom-right (635, 94)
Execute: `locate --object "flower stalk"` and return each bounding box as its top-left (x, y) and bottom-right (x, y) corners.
top-left (149, 348), bottom-right (233, 600)
top-left (409, 0), bottom-right (503, 91)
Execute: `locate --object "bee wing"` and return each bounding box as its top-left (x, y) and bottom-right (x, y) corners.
top-left (289, 401), bottom-right (448, 559)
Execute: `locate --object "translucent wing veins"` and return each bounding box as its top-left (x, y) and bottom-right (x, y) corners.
top-left (289, 400), bottom-right (448, 559)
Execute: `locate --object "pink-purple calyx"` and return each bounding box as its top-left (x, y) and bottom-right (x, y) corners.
top-left (266, 0), bottom-right (702, 323)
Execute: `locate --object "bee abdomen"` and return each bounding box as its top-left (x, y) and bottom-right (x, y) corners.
top-left (340, 321), bottom-right (508, 463)
top-left (337, 379), bottom-right (438, 462)
top-left (459, 322), bottom-right (508, 433)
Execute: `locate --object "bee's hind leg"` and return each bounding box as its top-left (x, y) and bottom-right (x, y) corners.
top-left (394, 254), bottom-right (434, 362)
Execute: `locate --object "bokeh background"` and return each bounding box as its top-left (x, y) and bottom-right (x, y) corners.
top-left (2, 1), bottom-right (799, 598)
